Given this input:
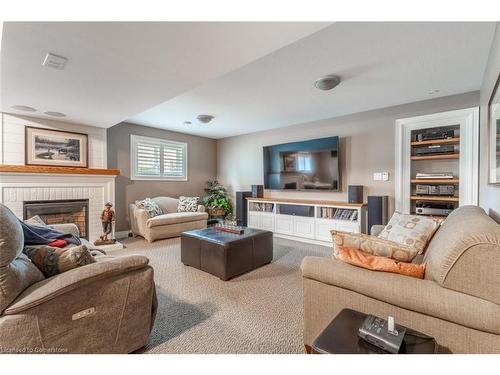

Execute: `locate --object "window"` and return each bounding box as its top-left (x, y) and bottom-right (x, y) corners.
top-left (131, 135), bottom-right (187, 181)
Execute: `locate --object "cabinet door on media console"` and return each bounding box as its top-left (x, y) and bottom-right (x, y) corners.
top-left (275, 215), bottom-right (294, 235)
top-left (293, 216), bottom-right (316, 239)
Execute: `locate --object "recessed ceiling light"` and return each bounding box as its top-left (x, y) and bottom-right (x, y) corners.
top-left (428, 89), bottom-right (440, 95)
top-left (197, 115), bottom-right (215, 124)
top-left (184, 121), bottom-right (192, 125)
top-left (44, 111), bottom-right (66, 117)
top-left (314, 75), bottom-right (341, 91)
top-left (42, 52), bottom-right (68, 70)
top-left (11, 105), bottom-right (36, 112)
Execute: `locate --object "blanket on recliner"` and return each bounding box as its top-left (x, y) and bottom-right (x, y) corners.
top-left (19, 220), bottom-right (81, 246)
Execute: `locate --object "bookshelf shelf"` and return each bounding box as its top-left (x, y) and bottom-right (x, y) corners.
top-left (410, 179), bottom-right (459, 184)
top-left (410, 195), bottom-right (459, 202)
top-left (411, 153), bottom-right (460, 161)
top-left (410, 137), bottom-right (460, 146)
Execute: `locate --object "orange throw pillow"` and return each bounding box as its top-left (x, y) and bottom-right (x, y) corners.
top-left (336, 246), bottom-right (426, 279)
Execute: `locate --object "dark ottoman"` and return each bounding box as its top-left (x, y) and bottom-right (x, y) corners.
top-left (181, 227), bottom-right (273, 280)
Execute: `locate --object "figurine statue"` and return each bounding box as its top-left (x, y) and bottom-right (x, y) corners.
top-left (94, 202), bottom-right (116, 246)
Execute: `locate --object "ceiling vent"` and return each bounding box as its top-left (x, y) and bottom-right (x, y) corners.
top-left (42, 53), bottom-right (68, 70)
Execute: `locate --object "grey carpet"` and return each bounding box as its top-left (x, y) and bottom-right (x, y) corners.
top-left (113, 236), bottom-right (330, 354)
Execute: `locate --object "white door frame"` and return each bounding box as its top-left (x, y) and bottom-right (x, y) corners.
top-left (395, 107), bottom-right (479, 213)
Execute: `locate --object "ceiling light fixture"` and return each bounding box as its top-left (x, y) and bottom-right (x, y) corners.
top-left (314, 75), bottom-right (341, 91)
top-left (11, 105), bottom-right (36, 112)
top-left (196, 115), bottom-right (215, 124)
top-left (184, 121), bottom-right (192, 125)
top-left (44, 111), bottom-right (66, 117)
top-left (428, 89), bottom-right (440, 95)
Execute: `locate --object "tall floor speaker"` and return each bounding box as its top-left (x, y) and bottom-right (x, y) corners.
top-left (367, 196), bottom-right (389, 234)
top-left (236, 191), bottom-right (252, 226)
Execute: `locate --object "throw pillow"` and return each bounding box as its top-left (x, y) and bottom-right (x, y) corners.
top-left (135, 198), bottom-right (163, 218)
top-left (23, 244), bottom-right (96, 278)
top-left (377, 212), bottom-right (440, 254)
top-left (336, 246), bottom-right (426, 279)
top-left (24, 215), bottom-right (47, 227)
top-left (331, 230), bottom-right (420, 262)
top-left (177, 196), bottom-right (199, 212)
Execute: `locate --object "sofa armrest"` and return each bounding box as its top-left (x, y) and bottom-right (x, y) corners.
top-left (48, 223), bottom-right (80, 237)
top-left (132, 206), bottom-right (150, 236)
top-left (4, 255), bottom-right (150, 315)
top-left (301, 256), bottom-right (499, 334)
top-left (197, 205), bottom-right (206, 213)
top-left (370, 224), bottom-right (385, 236)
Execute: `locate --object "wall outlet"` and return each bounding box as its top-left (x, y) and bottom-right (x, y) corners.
top-left (373, 172), bottom-right (389, 181)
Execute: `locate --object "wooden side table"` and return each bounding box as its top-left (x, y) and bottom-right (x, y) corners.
top-left (311, 309), bottom-right (437, 354)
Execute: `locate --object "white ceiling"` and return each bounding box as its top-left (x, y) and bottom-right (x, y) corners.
top-left (0, 22), bottom-right (329, 127)
top-left (129, 22), bottom-right (496, 138)
top-left (1, 22), bottom-right (496, 138)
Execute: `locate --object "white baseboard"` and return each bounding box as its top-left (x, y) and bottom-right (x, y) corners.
top-left (115, 230), bottom-right (131, 240)
top-left (273, 233), bottom-right (331, 248)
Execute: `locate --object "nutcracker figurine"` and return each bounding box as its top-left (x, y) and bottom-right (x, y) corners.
top-left (94, 202), bottom-right (116, 245)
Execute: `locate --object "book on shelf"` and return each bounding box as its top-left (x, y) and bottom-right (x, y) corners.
top-left (319, 207), bottom-right (358, 221)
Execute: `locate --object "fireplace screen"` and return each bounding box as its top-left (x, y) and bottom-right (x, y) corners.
top-left (23, 199), bottom-right (89, 240)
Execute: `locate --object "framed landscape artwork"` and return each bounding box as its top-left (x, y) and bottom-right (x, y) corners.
top-left (489, 73), bottom-right (500, 184)
top-left (25, 127), bottom-right (88, 168)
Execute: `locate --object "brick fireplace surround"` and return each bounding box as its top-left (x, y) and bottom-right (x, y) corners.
top-left (0, 172), bottom-right (117, 242)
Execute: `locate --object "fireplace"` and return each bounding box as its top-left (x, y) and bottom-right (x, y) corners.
top-left (23, 199), bottom-right (89, 240)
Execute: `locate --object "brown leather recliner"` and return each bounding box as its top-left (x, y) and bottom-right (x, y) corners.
top-left (0, 203), bottom-right (157, 353)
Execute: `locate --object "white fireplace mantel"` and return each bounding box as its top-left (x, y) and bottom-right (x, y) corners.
top-left (0, 173), bottom-right (117, 242)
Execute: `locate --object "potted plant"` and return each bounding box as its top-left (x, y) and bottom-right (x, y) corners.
top-left (202, 180), bottom-right (232, 218)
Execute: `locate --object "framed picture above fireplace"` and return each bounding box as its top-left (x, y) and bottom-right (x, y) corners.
top-left (25, 127), bottom-right (88, 168)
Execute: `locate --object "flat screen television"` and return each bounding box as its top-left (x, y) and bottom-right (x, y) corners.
top-left (263, 136), bottom-right (341, 191)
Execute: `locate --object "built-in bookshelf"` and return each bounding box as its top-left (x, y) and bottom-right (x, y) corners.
top-left (409, 124), bottom-right (460, 217)
top-left (247, 197), bottom-right (366, 245)
top-left (395, 107), bottom-right (479, 216)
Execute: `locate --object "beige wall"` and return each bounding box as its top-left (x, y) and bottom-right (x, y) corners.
top-left (479, 22), bottom-right (500, 222)
top-left (107, 122), bottom-right (217, 231)
top-left (217, 92), bottom-right (480, 215)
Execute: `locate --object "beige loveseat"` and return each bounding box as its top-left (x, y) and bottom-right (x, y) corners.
top-left (301, 205), bottom-right (500, 354)
top-left (0, 203), bottom-right (156, 354)
top-left (129, 197), bottom-right (208, 242)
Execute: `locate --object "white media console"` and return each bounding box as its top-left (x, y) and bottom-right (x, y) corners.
top-left (247, 197), bottom-right (367, 246)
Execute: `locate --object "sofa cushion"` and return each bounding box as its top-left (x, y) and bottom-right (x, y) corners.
top-left (424, 206), bottom-right (500, 293)
top-left (152, 197), bottom-right (179, 214)
top-left (331, 230), bottom-right (420, 262)
top-left (146, 212), bottom-right (208, 228)
top-left (0, 204), bottom-right (45, 313)
top-left (24, 215), bottom-right (47, 227)
top-left (378, 212), bottom-right (440, 254)
top-left (301, 256), bottom-right (500, 335)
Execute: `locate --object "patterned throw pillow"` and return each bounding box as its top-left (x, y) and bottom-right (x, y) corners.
top-left (135, 198), bottom-right (163, 218)
top-left (177, 196), bottom-right (199, 212)
top-left (23, 244), bottom-right (96, 278)
top-left (378, 212), bottom-right (440, 254)
top-left (331, 230), bottom-right (420, 262)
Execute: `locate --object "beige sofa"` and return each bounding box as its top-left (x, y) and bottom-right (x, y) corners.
top-left (129, 197), bottom-right (208, 242)
top-left (0, 203), bottom-right (156, 354)
top-left (301, 205), bottom-right (500, 354)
